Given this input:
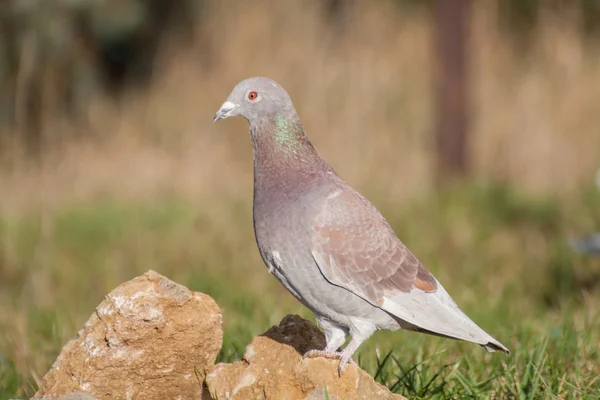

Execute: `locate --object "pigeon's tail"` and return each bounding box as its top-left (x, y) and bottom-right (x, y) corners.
top-left (380, 281), bottom-right (510, 354)
top-left (481, 341), bottom-right (510, 354)
top-left (408, 325), bottom-right (509, 354)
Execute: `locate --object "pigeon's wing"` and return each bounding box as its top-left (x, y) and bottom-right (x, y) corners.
top-left (310, 188), bottom-right (437, 301)
top-left (310, 188), bottom-right (509, 353)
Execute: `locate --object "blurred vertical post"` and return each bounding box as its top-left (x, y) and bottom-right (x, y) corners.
top-left (434, 0), bottom-right (470, 183)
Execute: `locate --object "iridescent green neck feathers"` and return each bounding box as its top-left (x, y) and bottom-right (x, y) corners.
top-left (273, 114), bottom-right (310, 156)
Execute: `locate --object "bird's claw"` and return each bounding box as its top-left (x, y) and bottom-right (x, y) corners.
top-left (302, 349), bottom-right (357, 376)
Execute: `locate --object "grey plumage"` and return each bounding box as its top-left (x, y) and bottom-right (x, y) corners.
top-left (570, 233), bottom-right (600, 255)
top-left (568, 168), bottom-right (600, 256)
top-left (214, 77), bottom-right (509, 374)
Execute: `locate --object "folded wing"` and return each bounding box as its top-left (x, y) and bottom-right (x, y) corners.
top-left (310, 187), bottom-right (509, 353)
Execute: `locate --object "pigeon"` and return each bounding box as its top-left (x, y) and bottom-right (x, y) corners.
top-left (570, 233), bottom-right (600, 255)
top-left (213, 77), bottom-right (509, 374)
top-left (568, 169), bottom-right (600, 256)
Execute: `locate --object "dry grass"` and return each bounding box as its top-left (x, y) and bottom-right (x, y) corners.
top-left (0, 1), bottom-right (598, 216)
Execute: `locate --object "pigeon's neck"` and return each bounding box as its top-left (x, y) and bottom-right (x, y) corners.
top-left (250, 113), bottom-right (328, 191)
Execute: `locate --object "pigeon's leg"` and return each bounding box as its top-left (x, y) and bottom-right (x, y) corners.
top-left (334, 320), bottom-right (377, 375)
top-left (320, 317), bottom-right (348, 352)
top-left (304, 318), bottom-right (377, 375)
top-left (335, 336), bottom-right (364, 375)
top-left (303, 318), bottom-right (352, 363)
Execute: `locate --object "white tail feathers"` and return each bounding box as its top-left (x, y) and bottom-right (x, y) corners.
top-left (482, 341), bottom-right (510, 354)
top-left (381, 281), bottom-right (509, 354)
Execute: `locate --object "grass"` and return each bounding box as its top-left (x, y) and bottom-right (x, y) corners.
top-left (1, 184), bottom-right (599, 399)
top-left (2, 1), bottom-right (600, 211)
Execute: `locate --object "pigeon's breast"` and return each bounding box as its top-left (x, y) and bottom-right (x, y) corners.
top-left (253, 183), bottom-right (317, 258)
top-left (252, 184), bottom-right (398, 328)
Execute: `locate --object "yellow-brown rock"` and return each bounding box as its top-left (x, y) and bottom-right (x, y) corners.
top-left (205, 315), bottom-right (405, 400)
top-left (34, 270), bottom-right (222, 400)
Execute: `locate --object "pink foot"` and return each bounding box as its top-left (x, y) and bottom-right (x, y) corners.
top-left (303, 350), bottom-right (357, 375)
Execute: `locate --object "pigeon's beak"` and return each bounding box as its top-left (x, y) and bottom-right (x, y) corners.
top-left (213, 101), bottom-right (238, 123)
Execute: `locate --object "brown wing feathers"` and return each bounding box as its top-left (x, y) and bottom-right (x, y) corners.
top-left (312, 189), bottom-right (438, 305)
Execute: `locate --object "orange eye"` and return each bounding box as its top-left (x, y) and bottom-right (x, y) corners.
top-left (248, 91), bottom-right (258, 100)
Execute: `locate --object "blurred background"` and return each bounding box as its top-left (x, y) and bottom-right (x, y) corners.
top-left (1, 0), bottom-right (599, 398)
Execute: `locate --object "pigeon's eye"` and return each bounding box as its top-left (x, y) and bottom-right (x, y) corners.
top-left (248, 91), bottom-right (258, 101)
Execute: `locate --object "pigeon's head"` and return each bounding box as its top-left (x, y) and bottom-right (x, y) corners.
top-left (213, 77), bottom-right (295, 124)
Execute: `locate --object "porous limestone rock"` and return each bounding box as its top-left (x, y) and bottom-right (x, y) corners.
top-left (34, 270), bottom-right (222, 400)
top-left (33, 393), bottom-right (98, 400)
top-left (205, 314), bottom-right (405, 400)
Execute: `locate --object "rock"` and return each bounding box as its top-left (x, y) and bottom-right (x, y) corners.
top-left (34, 270), bottom-right (222, 400)
top-left (33, 393), bottom-right (99, 400)
top-left (205, 315), bottom-right (405, 400)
